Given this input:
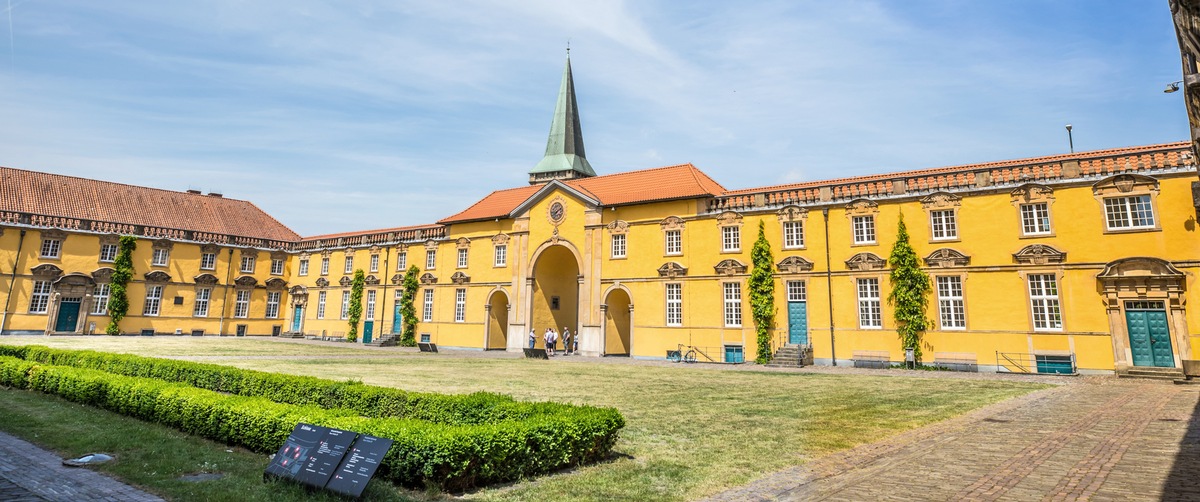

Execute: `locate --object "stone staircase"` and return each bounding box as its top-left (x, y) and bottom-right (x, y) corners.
top-left (766, 344), bottom-right (813, 368)
top-left (1117, 366), bottom-right (1186, 381)
top-left (366, 333), bottom-right (399, 347)
top-left (278, 331), bottom-right (305, 339)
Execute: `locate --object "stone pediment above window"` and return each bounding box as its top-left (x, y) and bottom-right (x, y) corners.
top-left (342, 246), bottom-right (354, 256)
top-left (92, 267), bottom-right (115, 283)
top-left (1012, 244), bottom-right (1066, 265)
top-left (606, 220), bottom-right (630, 234)
top-left (919, 192), bottom-right (962, 209)
top-left (845, 252), bottom-right (886, 271)
top-left (776, 256), bottom-right (814, 273)
top-left (364, 275), bottom-right (380, 285)
top-left (315, 278), bottom-right (330, 287)
top-left (234, 275), bottom-right (258, 288)
top-left (1010, 183), bottom-right (1054, 204)
top-left (240, 248), bottom-right (258, 260)
top-left (320, 249), bottom-right (333, 258)
top-left (288, 285), bottom-right (308, 296)
top-left (152, 238), bottom-right (174, 250)
top-left (265, 278), bottom-right (287, 290)
top-left (271, 250), bottom-right (288, 261)
top-left (924, 248), bottom-right (971, 268)
top-left (714, 259), bottom-right (747, 276)
top-left (201, 243), bottom-right (220, 254)
top-left (40, 229), bottom-right (67, 241)
top-left (492, 233), bottom-right (510, 245)
top-left (716, 211), bottom-right (743, 228)
top-left (99, 234), bottom-right (120, 246)
top-left (338, 276), bottom-right (352, 287)
top-left (31, 263), bottom-right (63, 277)
top-left (1092, 173), bottom-right (1159, 196)
top-left (297, 251), bottom-right (311, 259)
top-left (144, 271), bottom-right (172, 283)
top-left (451, 271), bottom-right (470, 284)
top-left (1096, 257), bottom-right (1184, 280)
top-left (391, 273), bottom-right (404, 285)
top-left (456, 237), bottom-right (471, 249)
top-left (658, 262), bottom-right (688, 278)
top-left (53, 273), bottom-right (95, 289)
top-left (660, 216), bottom-right (685, 231)
top-left (420, 273), bottom-right (438, 284)
top-left (776, 205), bottom-right (808, 222)
top-left (424, 240), bottom-right (439, 251)
top-left (844, 199), bottom-right (879, 216)
top-left (193, 273), bottom-right (219, 285)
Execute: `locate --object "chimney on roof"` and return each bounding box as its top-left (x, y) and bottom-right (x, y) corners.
top-left (207, 192), bottom-right (223, 198)
top-left (186, 189), bottom-right (202, 194)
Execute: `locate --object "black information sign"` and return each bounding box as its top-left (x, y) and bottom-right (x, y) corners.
top-left (265, 423), bottom-right (393, 499)
top-left (325, 435), bottom-right (395, 498)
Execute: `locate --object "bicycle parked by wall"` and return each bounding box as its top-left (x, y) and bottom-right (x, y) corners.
top-left (666, 344), bottom-right (698, 363)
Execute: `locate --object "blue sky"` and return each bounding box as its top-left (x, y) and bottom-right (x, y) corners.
top-left (0, 1), bottom-right (1187, 236)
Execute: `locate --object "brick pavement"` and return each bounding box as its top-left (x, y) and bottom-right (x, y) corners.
top-left (704, 379), bottom-right (1200, 501)
top-left (0, 430), bottom-right (164, 502)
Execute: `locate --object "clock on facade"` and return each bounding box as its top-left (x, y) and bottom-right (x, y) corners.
top-left (549, 201), bottom-right (565, 224)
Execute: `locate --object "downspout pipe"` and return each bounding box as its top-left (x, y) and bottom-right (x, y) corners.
top-left (822, 208), bottom-right (836, 366)
top-left (0, 230), bottom-right (28, 334)
top-left (218, 248), bottom-right (234, 335)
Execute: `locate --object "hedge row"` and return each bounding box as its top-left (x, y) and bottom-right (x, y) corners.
top-left (0, 356), bottom-right (624, 490)
top-left (0, 345), bottom-right (584, 426)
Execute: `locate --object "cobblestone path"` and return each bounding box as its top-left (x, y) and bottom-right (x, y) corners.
top-left (705, 380), bottom-right (1200, 501)
top-left (0, 430), bottom-right (164, 502)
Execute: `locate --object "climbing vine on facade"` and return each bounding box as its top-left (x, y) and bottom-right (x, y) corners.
top-left (399, 265), bottom-right (420, 347)
top-left (105, 235), bottom-right (137, 335)
top-left (347, 269), bottom-right (365, 342)
top-left (749, 220), bottom-right (776, 364)
top-left (887, 213), bottom-right (931, 363)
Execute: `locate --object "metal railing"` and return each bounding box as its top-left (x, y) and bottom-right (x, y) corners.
top-left (995, 351), bottom-right (1077, 375)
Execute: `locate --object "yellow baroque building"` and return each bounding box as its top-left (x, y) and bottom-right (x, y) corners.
top-left (2, 57), bottom-right (1199, 376)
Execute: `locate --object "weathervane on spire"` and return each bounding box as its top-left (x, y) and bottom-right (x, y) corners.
top-left (566, 40), bottom-right (570, 57)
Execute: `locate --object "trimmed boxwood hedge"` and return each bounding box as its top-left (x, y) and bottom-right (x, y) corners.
top-left (0, 350), bottom-right (625, 491)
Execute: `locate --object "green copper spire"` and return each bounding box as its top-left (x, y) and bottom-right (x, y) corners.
top-left (530, 53), bottom-right (596, 184)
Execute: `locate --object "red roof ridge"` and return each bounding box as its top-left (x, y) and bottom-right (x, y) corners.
top-left (723, 141), bottom-right (1191, 196)
top-left (0, 164), bottom-right (256, 203)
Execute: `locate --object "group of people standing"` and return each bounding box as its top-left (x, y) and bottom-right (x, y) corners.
top-left (529, 326), bottom-right (577, 356)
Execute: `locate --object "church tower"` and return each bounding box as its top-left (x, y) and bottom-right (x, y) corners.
top-left (529, 53), bottom-right (596, 184)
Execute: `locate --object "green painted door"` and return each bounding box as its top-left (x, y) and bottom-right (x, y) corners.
top-left (291, 306), bottom-right (303, 332)
top-left (392, 304), bottom-right (402, 334)
top-left (55, 300), bottom-right (80, 332)
top-left (1127, 306), bottom-right (1174, 368)
top-left (363, 321), bottom-right (374, 344)
top-left (788, 302), bottom-right (808, 345)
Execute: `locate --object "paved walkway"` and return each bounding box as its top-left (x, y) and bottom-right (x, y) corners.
top-left (705, 379), bottom-right (1200, 501)
top-left (0, 430), bottom-right (163, 501)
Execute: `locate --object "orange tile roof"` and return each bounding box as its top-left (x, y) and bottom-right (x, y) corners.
top-left (438, 185), bottom-right (542, 224)
top-left (0, 166), bottom-right (300, 242)
top-left (301, 223), bottom-right (443, 242)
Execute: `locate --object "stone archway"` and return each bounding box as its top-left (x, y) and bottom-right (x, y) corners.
top-left (1097, 257), bottom-right (1189, 370)
top-left (485, 288), bottom-right (509, 350)
top-left (602, 286), bottom-right (632, 356)
top-left (529, 244), bottom-right (581, 352)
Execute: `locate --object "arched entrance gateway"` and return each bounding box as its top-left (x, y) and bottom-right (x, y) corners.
top-left (602, 286), bottom-right (632, 356)
top-left (1097, 257), bottom-right (1191, 371)
top-left (485, 288), bottom-right (509, 350)
top-left (528, 244), bottom-right (580, 353)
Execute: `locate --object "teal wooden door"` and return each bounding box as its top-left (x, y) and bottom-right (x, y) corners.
top-left (787, 302), bottom-right (808, 345)
top-left (291, 306), bottom-right (303, 332)
top-left (55, 300), bottom-right (80, 332)
top-left (1127, 307), bottom-right (1174, 368)
top-left (392, 304), bottom-right (402, 334)
top-left (363, 321), bottom-right (374, 343)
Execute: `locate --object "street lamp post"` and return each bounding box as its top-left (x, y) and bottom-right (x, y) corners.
top-left (1065, 124), bottom-right (1074, 154)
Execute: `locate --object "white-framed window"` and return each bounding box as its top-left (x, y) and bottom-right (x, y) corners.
top-left (239, 255), bottom-right (254, 273)
top-left (1028, 274), bottom-right (1062, 331)
top-left (200, 252), bottom-right (216, 270)
top-left (266, 291), bottom-right (280, 319)
top-left (369, 254), bottom-right (379, 273)
top-left (1104, 195), bottom-right (1155, 230)
top-left (494, 245), bottom-right (507, 267)
top-left (152, 248), bottom-right (170, 267)
top-left (193, 287), bottom-right (211, 317)
top-left (935, 276), bottom-right (966, 330)
top-left (397, 251), bottom-right (407, 270)
top-left (723, 282), bottom-right (742, 327)
top-left (852, 215), bottom-right (876, 244)
top-left (144, 285), bottom-right (163, 317)
top-left (40, 238), bottom-right (61, 259)
top-left (92, 283), bottom-right (111, 315)
top-left (457, 248), bottom-right (468, 268)
top-left (665, 230), bottom-right (682, 255)
top-left (426, 249), bottom-right (437, 270)
top-left (234, 290), bottom-right (250, 318)
top-left (611, 234), bottom-right (626, 259)
top-left (929, 209), bottom-right (957, 240)
top-left (340, 291), bottom-right (350, 319)
top-left (666, 283), bottom-right (682, 326)
top-left (29, 281), bottom-right (51, 313)
top-left (271, 259), bottom-right (284, 275)
top-left (1020, 203), bottom-right (1052, 236)
top-left (423, 289), bottom-right (434, 322)
top-left (787, 280), bottom-right (806, 302)
top-left (856, 278), bottom-right (882, 329)
top-left (298, 259), bottom-right (309, 276)
top-left (366, 290), bottom-right (376, 319)
top-left (344, 256), bottom-right (354, 274)
top-left (99, 243), bottom-right (118, 263)
top-left (454, 288), bottom-right (466, 322)
top-left (316, 291), bottom-right (327, 319)
top-left (320, 257), bottom-right (330, 275)
top-left (722, 226), bottom-right (741, 252)
top-left (783, 221), bottom-right (804, 249)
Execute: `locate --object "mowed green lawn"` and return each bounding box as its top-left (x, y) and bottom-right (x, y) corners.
top-left (0, 337), bottom-right (1048, 501)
